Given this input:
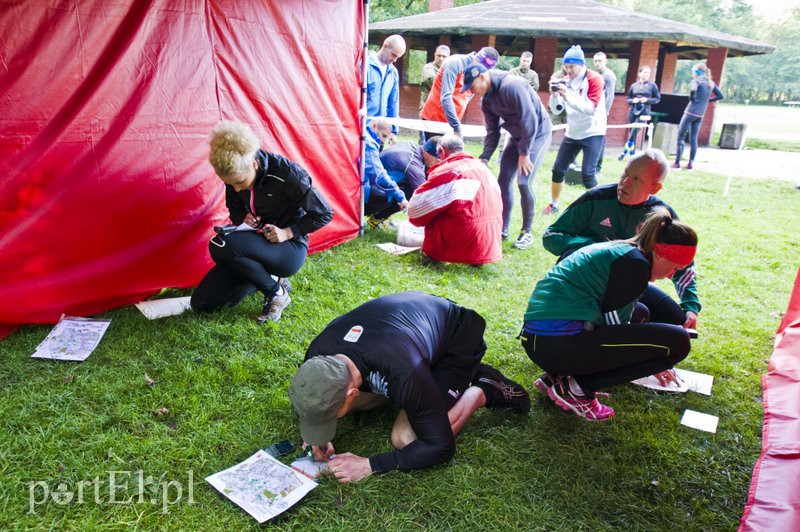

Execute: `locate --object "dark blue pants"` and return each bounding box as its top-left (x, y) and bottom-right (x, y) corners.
top-left (191, 232), bottom-right (307, 312)
top-left (551, 135), bottom-right (604, 189)
top-left (498, 127), bottom-right (552, 233)
top-left (676, 114), bottom-right (703, 164)
top-left (365, 181), bottom-right (417, 220)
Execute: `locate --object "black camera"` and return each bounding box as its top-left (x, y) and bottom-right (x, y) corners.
top-left (550, 80), bottom-right (567, 93)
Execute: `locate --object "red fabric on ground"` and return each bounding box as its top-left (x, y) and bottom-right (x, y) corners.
top-left (0, 1), bottom-right (364, 331)
top-left (740, 267), bottom-right (800, 531)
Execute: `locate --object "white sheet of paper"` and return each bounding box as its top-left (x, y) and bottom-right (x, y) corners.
top-left (631, 368), bottom-right (713, 395)
top-left (206, 450), bottom-right (316, 523)
top-left (31, 315), bottom-right (111, 362)
top-left (631, 373), bottom-right (689, 393)
top-left (681, 409), bottom-right (719, 433)
top-left (135, 297), bottom-right (191, 320)
top-left (290, 457), bottom-right (330, 479)
top-left (235, 222), bottom-right (257, 232)
top-left (377, 242), bottom-right (420, 255)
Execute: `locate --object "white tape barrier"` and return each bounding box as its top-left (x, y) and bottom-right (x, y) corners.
top-left (379, 116), bottom-right (653, 149)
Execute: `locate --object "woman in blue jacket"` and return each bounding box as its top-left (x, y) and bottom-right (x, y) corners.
top-left (674, 63), bottom-right (724, 170)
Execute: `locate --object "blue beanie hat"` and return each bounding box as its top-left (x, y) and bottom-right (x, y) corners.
top-left (422, 137), bottom-right (441, 157)
top-left (563, 45), bottom-right (585, 66)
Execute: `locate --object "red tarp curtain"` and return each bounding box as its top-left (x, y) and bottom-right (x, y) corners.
top-left (739, 267), bottom-right (800, 531)
top-left (0, 0), bottom-right (365, 336)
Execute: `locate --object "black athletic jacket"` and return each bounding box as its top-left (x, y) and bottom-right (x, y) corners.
top-left (304, 292), bottom-right (463, 474)
top-left (225, 150), bottom-right (333, 247)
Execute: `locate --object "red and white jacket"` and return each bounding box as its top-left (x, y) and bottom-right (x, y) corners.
top-left (549, 67), bottom-right (607, 139)
top-left (407, 152), bottom-right (502, 265)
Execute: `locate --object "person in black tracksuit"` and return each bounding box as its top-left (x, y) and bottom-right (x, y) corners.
top-left (289, 292), bottom-right (530, 482)
top-left (191, 121), bottom-right (333, 322)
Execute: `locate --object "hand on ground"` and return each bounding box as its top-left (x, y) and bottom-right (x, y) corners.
top-left (328, 453), bottom-right (372, 483)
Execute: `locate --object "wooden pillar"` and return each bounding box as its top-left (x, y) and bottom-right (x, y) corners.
top-left (471, 34), bottom-right (496, 51)
top-left (657, 48), bottom-right (678, 93)
top-left (626, 40), bottom-right (659, 90)
top-left (699, 47), bottom-right (728, 145)
top-left (533, 37), bottom-right (558, 86)
top-left (397, 51), bottom-right (409, 85)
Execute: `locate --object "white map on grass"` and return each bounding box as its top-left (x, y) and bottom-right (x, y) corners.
top-left (31, 315), bottom-right (111, 362)
top-left (206, 450), bottom-right (316, 523)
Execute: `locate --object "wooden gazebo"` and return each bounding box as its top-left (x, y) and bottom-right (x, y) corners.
top-left (371, 0), bottom-right (774, 146)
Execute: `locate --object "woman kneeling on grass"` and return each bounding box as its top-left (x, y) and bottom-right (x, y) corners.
top-left (520, 209), bottom-right (697, 420)
top-left (191, 120), bottom-right (333, 323)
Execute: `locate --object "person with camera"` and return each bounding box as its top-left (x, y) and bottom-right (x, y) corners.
top-left (543, 45), bottom-right (607, 216)
top-left (463, 63), bottom-right (551, 250)
top-left (619, 66), bottom-right (660, 161)
top-left (190, 120), bottom-right (333, 323)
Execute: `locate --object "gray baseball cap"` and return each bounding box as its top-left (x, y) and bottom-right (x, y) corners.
top-left (288, 356), bottom-right (349, 446)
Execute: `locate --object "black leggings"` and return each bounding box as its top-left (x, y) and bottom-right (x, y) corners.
top-left (521, 323), bottom-right (690, 393)
top-left (191, 232), bottom-right (307, 312)
top-left (365, 181), bottom-right (417, 220)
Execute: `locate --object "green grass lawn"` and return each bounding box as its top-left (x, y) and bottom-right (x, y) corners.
top-left (1, 145), bottom-right (796, 529)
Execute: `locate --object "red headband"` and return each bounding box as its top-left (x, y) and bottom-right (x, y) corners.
top-left (654, 243), bottom-right (696, 266)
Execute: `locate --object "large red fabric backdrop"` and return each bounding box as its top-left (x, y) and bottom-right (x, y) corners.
top-left (0, 1), bottom-right (364, 335)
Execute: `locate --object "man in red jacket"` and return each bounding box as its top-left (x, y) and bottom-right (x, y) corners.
top-left (407, 134), bottom-right (503, 265)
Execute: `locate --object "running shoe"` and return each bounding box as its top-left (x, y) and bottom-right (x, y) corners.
top-left (514, 232), bottom-right (535, 250)
top-left (533, 372), bottom-right (554, 395)
top-left (474, 364), bottom-right (531, 414)
top-left (547, 376), bottom-right (614, 421)
top-left (278, 277), bottom-right (292, 294)
top-left (256, 290), bottom-right (292, 323)
top-left (542, 203), bottom-right (559, 215)
top-left (366, 216), bottom-right (398, 230)
top-left (501, 228), bottom-right (510, 240)
top-left (671, 162), bottom-right (681, 169)
top-left (686, 162), bottom-right (694, 170)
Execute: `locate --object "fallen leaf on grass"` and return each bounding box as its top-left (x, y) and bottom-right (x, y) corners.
top-left (143, 374), bottom-right (156, 386)
top-left (57, 463), bottom-right (64, 473)
top-left (153, 407), bottom-right (169, 416)
top-left (63, 375), bottom-right (74, 384)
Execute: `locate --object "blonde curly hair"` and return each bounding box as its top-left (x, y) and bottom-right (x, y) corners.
top-left (209, 120), bottom-right (259, 177)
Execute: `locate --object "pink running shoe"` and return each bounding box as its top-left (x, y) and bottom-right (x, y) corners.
top-left (547, 377), bottom-right (615, 421)
top-left (533, 373), bottom-right (554, 395)
top-left (542, 202), bottom-right (559, 215)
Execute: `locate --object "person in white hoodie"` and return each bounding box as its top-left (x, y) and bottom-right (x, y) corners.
top-left (543, 45), bottom-right (607, 215)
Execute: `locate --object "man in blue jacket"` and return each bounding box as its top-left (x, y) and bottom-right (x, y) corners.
top-left (366, 136), bottom-right (441, 228)
top-left (367, 34), bottom-right (406, 139)
top-left (364, 119), bottom-right (409, 226)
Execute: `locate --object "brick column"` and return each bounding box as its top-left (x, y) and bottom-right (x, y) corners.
top-left (699, 47), bottom-right (728, 145)
top-left (397, 52), bottom-right (409, 85)
top-left (471, 34), bottom-right (496, 51)
top-left (533, 37), bottom-right (558, 86)
top-left (657, 50), bottom-right (678, 93)
top-left (626, 40), bottom-right (660, 90)
top-left (428, 0), bottom-right (454, 11)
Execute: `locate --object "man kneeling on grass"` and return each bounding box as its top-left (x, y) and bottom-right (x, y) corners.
top-left (289, 291), bottom-right (530, 482)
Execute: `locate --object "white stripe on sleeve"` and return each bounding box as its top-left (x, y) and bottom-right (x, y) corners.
top-left (407, 178), bottom-right (481, 219)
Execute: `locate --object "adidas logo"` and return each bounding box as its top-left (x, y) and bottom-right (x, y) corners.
top-left (599, 217), bottom-right (612, 228)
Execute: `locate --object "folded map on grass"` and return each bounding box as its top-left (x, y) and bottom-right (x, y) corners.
top-left (631, 368), bottom-right (714, 395)
top-left (31, 315), bottom-right (111, 362)
top-left (206, 450), bottom-right (316, 523)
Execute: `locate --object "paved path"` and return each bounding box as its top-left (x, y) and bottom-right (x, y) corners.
top-left (684, 146), bottom-right (799, 182)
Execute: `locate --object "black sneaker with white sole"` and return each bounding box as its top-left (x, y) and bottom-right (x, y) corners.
top-left (474, 363), bottom-right (531, 414)
top-left (513, 232), bottom-right (534, 250)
